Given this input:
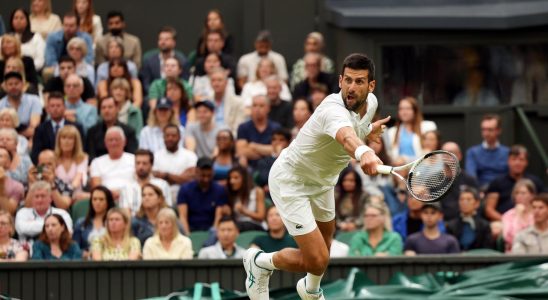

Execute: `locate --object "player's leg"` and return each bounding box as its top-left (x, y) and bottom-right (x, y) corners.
top-left (270, 227), bottom-right (330, 275)
top-left (244, 159), bottom-right (322, 300)
top-left (294, 190), bottom-right (336, 298)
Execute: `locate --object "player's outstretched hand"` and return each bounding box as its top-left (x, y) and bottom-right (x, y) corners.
top-left (367, 116), bottom-right (391, 144)
top-left (360, 151), bottom-right (383, 175)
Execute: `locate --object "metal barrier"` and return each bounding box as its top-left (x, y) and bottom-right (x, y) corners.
top-left (1, 255), bottom-right (546, 300)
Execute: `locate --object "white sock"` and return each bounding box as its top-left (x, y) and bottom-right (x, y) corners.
top-left (255, 251), bottom-right (277, 270)
top-left (305, 273), bottom-right (323, 293)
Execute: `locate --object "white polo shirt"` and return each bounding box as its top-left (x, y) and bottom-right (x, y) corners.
top-left (281, 92), bottom-right (377, 187)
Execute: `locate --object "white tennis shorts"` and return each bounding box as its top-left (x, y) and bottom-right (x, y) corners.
top-left (268, 157), bottom-right (335, 236)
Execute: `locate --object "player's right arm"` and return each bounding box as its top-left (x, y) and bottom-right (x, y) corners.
top-left (335, 126), bottom-right (381, 175)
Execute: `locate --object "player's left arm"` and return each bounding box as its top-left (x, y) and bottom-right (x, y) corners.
top-left (367, 116), bottom-right (391, 144)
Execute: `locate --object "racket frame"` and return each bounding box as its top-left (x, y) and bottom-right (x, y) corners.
top-left (376, 150), bottom-right (460, 202)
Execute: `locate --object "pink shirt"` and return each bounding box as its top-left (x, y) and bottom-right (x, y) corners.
top-left (502, 207), bottom-right (534, 252)
top-left (5, 177), bottom-right (24, 204)
top-left (55, 157), bottom-right (88, 188)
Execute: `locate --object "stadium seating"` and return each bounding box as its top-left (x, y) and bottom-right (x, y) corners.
top-left (70, 199), bottom-right (89, 222)
top-left (236, 230), bottom-right (267, 248)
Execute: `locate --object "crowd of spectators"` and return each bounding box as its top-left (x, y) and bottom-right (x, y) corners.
top-left (0, 1), bottom-right (546, 262)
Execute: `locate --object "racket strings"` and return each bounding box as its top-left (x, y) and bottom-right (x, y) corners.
top-left (408, 153), bottom-right (460, 202)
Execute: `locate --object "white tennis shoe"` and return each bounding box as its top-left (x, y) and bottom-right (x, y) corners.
top-left (296, 277), bottom-right (325, 300)
top-left (243, 248), bottom-right (273, 300)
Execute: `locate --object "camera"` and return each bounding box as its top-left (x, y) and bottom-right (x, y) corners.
top-left (36, 164), bottom-right (44, 180)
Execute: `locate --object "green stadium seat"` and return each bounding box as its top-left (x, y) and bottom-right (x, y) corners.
top-left (186, 50), bottom-right (197, 69)
top-left (236, 230), bottom-right (268, 249)
top-left (71, 199), bottom-right (89, 222)
top-left (190, 231), bottom-right (210, 257)
top-left (335, 230), bottom-right (359, 246)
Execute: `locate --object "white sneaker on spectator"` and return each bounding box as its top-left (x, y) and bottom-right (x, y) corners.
top-left (243, 248), bottom-right (273, 300)
top-left (296, 277), bottom-right (325, 300)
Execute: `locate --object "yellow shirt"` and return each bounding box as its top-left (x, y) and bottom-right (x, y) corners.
top-left (142, 234), bottom-right (193, 260)
top-left (91, 236), bottom-right (141, 260)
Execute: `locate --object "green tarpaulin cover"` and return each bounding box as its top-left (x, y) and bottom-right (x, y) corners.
top-left (143, 260), bottom-right (548, 300)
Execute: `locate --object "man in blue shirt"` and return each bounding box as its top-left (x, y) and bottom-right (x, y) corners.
top-left (64, 74), bottom-right (97, 134)
top-left (44, 12), bottom-right (93, 69)
top-left (177, 157), bottom-right (227, 234)
top-left (0, 72), bottom-right (42, 140)
top-left (236, 95), bottom-right (281, 169)
top-left (465, 114), bottom-right (509, 189)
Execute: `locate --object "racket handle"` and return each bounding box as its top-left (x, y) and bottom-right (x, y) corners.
top-left (376, 165), bottom-right (393, 175)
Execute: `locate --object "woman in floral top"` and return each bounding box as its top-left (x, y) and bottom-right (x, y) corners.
top-left (0, 210), bottom-right (27, 261)
top-left (91, 207), bottom-right (140, 260)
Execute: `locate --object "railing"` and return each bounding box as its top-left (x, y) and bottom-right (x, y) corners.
top-left (1, 255), bottom-right (547, 300)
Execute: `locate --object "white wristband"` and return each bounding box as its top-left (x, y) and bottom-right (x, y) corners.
top-left (354, 145), bottom-right (373, 162)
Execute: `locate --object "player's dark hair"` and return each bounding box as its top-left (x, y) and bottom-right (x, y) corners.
top-left (341, 53), bottom-right (375, 81)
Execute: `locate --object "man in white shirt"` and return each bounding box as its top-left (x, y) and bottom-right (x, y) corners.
top-left (198, 216), bottom-right (245, 259)
top-left (153, 124), bottom-right (197, 201)
top-left (119, 149), bottom-right (173, 216)
top-left (236, 30), bottom-right (288, 90)
top-left (243, 53), bottom-right (390, 300)
top-left (15, 181), bottom-right (73, 243)
top-left (89, 126), bottom-right (135, 200)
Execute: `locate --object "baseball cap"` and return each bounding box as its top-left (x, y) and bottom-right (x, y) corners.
top-left (196, 157), bottom-right (214, 169)
top-left (156, 97), bottom-right (173, 109)
top-left (194, 100), bottom-right (215, 111)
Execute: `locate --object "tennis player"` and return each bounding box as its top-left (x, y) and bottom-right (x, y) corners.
top-left (243, 53), bottom-right (390, 299)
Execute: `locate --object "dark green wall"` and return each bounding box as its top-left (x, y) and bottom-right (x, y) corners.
top-left (1, 0), bottom-right (323, 69)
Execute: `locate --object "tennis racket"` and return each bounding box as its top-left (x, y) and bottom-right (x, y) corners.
top-left (376, 150), bottom-right (460, 202)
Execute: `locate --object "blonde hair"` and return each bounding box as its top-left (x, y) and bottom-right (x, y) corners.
top-left (4, 57), bottom-right (27, 81)
top-left (54, 125), bottom-right (86, 164)
top-left (0, 108), bottom-right (20, 128)
top-left (99, 207), bottom-right (133, 251)
top-left (306, 32), bottom-right (325, 49)
top-left (0, 128), bottom-right (19, 148)
top-left (0, 210), bottom-right (15, 236)
top-left (155, 207), bottom-right (179, 241)
top-left (0, 34), bottom-right (22, 59)
top-left (67, 37), bottom-right (88, 56)
top-left (364, 199), bottom-right (393, 231)
top-left (255, 57), bottom-right (277, 81)
top-left (512, 178), bottom-right (537, 199)
top-left (31, 0), bottom-right (53, 16)
top-left (146, 105), bottom-right (180, 127)
top-left (109, 77), bottom-right (132, 99)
